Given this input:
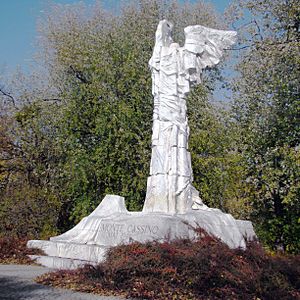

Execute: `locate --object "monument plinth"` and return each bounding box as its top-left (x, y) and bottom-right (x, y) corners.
top-left (28, 20), bottom-right (256, 269)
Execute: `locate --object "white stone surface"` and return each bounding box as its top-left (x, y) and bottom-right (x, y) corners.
top-left (49, 195), bottom-right (128, 243)
top-left (48, 206), bottom-right (254, 249)
top-left (27, 240), bottom-right (108, 262)
top-left (27, 21), bottom-right (256, 270)
top-left (90, 195), bottom-right (128, 217)
top-left (29, 255), bottom-right (96, 270)
top-left (28, 195), bottom-right (256, 269)
top-left (143, 20), bottom-right (236, 213)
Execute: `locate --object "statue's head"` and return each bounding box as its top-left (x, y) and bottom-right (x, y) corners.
top-left (155, 19), bottom-right (173, 46)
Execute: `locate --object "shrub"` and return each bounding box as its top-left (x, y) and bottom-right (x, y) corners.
top-left (0, 183), bottom-right (60, 239)
top-left (0, 236), bottom-right (43, 264)
top-left (36, 230), bottom-right (300, 299)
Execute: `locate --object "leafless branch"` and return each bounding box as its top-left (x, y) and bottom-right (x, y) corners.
top-left (233, 20), bottom-right (256, 31)
top-left (69, 65), bottom-right (90, 84)
top-left (0, 88), bottom-right (16, 107)
top-left (224, 45), bottom-right (252, 51)
top-left (42, 98), bottom-right (62, 102)
top-left (225, 37), bottom-right (299, 51)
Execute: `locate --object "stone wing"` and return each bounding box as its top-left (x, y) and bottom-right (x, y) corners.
top-left (183, 25), bottom-right (237, 80)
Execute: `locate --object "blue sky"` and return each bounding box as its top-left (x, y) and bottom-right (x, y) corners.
top-left (0, 0), bottom-right (231, 74)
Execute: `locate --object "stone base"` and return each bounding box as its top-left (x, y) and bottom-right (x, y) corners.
top-left (27, 240), bottom-right (108, 263)
top-left (27, 195), bottom-right (256, 269)
top-left (28, 255), bottom-right (97, 270)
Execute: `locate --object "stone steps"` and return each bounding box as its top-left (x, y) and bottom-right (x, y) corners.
top-left (27, 240), bottom-right (108, 269)
top-left (29, 255), bottom-right (97, 270)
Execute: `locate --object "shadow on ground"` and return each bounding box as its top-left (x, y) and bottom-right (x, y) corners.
top-left (0, 265), bottom-right (124, 300)
top-left (0, 276), bottom-right (63, 300)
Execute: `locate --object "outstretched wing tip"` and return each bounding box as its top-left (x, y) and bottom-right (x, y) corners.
top-left (183, 24), bottom-right (237, 69)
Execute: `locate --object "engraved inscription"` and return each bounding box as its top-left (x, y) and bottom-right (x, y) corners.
top-left (99, 222), bottom-right (159, 238)
top-left (127, 224), bottom-right (159, 235)
top-left (99, 223), bottom-right (125, 238)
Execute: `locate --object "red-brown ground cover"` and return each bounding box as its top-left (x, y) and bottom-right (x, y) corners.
top-left (0, 236), bottom-right (43, 264)
top-left (36, 230), bottom-right (300, 299)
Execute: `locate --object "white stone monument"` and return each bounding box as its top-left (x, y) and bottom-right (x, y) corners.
top-left (28, 20), bottom-right (256, 269)
top-left (144, 20), bottom-right (237, 213)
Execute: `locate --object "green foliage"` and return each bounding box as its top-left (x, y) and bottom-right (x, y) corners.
top-left (0, 99), bottom-right (62, 238)
top-left (188, 86), bottom-right (253, 218)
top-left (0, 182), bottom-right (60, 239)
top-left (249, 146), bottom-right (300, 254)
top-left (0, 0), bottom-right (298, 255)
top-left (230, 0), bottom-right (300, 253)
top-left (0, 0), bottom-right (224, 236)
top-left (32, 0), bottom-right (222, 225)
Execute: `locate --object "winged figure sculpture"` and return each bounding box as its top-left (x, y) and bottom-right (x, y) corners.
top-left (143, 20), bottom-right (237, 214)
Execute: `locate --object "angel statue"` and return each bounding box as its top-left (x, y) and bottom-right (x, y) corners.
top-left (143, 20), bottom-right (236, 214)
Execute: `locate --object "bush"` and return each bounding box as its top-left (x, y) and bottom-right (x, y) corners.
top-left (0, 236), bottom-right (43, 264)
top-left (37, 230), bottom-right (300, 299)
top-left (0, 183), bottom-right (60, 239)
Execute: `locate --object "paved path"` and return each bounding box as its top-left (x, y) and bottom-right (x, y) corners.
top-left (0, 264), bottom-right (124, 300)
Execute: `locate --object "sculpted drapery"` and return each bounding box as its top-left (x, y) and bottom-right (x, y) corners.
top-left (26, 21), bottom-right (257, 269)
top-left (143, 20), bottom-right (236, 214)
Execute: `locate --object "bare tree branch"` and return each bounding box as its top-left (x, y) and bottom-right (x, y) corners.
top-left (225, 45), bottom-right (252, 51)
top-left (42, 98), bottom-right (62, 102)
top-left (225, 37), bottom-right (299, 51)
top-left (0, 88), bottom-right (16, 107)
top-left (69, 65), bottom-right (90, 84)
top-left (233, 20), bottom-right (256, 31)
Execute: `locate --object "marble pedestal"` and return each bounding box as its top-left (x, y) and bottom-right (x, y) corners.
top-left (27, 195), bottom-right (256, 269)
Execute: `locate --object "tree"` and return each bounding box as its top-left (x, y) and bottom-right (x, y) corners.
top-left (0, 81), bottom-right (63, 238)
top-left (230, 0), bottom-right (300, 253)
top-left (1, 0), bottom-right (229, 235)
